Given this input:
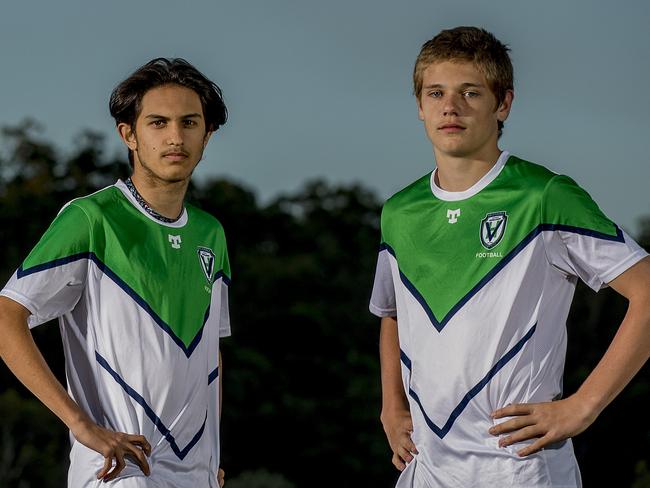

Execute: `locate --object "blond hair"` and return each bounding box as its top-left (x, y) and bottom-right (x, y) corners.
top-left (413, 26), bottom-right (513, 109)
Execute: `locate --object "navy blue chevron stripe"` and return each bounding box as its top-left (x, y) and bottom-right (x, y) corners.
top-left (18, 252), bottom-right (213, 358)
top-left (17, 252), bottom-right (92, 278)
top-left (401, 323), bottom-right (536, 439)
top-left (213, 270), bottom-right (231, 286)
top-left (208, 366), bottom-right (219, 385)
top-left (540, 223), bottom-right (624, 242)
top-left (95, 351), bottom-right (206, 460)
top-left (380, 224), bottom-right (623, 332)
top-left (399, 349), bottom-right (412, 371)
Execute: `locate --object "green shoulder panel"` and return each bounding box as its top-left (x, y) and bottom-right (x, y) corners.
top-left (380, 172), bottom-right (432, 245)
top-left (540, 174), bottom-right (617, 236)
top-left (24, 186), bottom-right (229, 351)
top-left (21, 188), bottom-right (113, 269)
top-left (378, 156), bottom-right (560, 326)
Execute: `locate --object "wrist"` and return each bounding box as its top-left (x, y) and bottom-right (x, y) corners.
top-left (66, 409), bottom-right (93, 434)
top-left (569, 390), bottom-right (603, 424)
top-left (380, 404), bottom-right (411, 425)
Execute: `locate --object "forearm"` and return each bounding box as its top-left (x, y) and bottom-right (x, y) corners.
top-left (571, 257), bottom-right (650, 419)
top-left (0, 296), bottom-right (89, 430)
top-left (490, 258), bottom-right (650, 455)
top-left (379, 316), bottom-right (409, 418)
top-left (573, 292), bottom-right (650, 417)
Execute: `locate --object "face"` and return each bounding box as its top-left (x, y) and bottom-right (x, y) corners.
top-left (118, 84), bottom-right (212, 184)
top-left (417, 60), bottom-right (512, 161)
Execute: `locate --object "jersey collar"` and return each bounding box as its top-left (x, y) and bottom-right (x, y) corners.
top-left (430, 150), bottom-right (510, 202)
top-left (115, 179), bottom-right (188, 228)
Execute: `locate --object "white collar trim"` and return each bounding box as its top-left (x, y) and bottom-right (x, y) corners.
top-left (115, 179), bottom-right (188, 228)
top-left (430, 151), bottom-right (510, 202)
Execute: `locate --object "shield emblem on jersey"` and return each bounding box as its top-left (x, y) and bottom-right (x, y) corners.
top-left (480, 211), bottom-right (508, 249)
top-left (197, 247), bottom-right (216, 283)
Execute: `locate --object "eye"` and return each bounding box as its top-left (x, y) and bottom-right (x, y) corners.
top-left (151, 119), bottom-right (165, 127)
top-left (183, 119), bottom-right (198, 127)
top-left (463, 91), bottom-right (479, 98)
top-left (428, 90), bottom-right (443, 98)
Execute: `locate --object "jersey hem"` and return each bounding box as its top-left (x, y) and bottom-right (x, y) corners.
top-left (599, 249), bottom-right (648, 287)
top-left (369, 302), bottom-right (397, 317)
top-left (0, 289), bottom-right (39, 318)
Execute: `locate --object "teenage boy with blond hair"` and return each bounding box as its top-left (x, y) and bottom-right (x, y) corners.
top-left (370, 26), bottom-right (650, 487)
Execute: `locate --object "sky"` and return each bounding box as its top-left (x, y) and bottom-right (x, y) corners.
top-left (1, 0), bottom-right (649, 235)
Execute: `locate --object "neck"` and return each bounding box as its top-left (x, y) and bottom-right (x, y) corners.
top-left (130, 172), bottom-right (189, 220)
top-left (433, 146), bottom-right (502, 192)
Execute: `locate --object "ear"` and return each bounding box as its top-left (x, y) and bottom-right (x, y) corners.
top-left (203, 130), bottom-right (213, 149)
top-left (496, 89), bottom-right (514, 123)
top-left (417, 97), bottom-right (425, 121)
top-left (117, 123), bottom-right (138, 151)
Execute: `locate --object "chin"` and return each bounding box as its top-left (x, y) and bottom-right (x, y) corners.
top-left (164, 174), bottom-right (192, 184)
top-left (159, 165), bottom-right (197, 183)
top-left (435, 144), bottom-right (471, 158)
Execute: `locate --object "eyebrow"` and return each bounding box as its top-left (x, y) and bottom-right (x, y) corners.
top-left (144, 112), bottom-right (203, 120)
top-left (423, 82), bottom-right (485, 89)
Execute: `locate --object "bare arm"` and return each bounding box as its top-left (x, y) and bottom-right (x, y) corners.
top-left (490, 256), bottom-right (650, 455)
top-left (0, 296), bottom-right (151, 480)
top-left (379, 316), bottom-right (418, 470)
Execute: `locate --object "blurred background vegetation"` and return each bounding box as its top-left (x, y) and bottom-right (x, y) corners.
top-left (0, 120), bottom-right (648, 487)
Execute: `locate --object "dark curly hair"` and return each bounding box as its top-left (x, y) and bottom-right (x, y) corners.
top-left (109, 58), bottom-right (228, 165)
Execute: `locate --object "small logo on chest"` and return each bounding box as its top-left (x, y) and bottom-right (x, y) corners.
top-left (446, 208), bottom-right (461, 224)
top-left (197, 247), bottom-right (216, 284)
top-left (168, 234), bottom-right (182, 249)
top-left (480, 211), bottom-right (508, 249)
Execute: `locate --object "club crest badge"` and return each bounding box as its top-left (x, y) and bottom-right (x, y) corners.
top-left (480, 211), bottom-right (508, 249)
top-left (197, 247), bottom-right (216, 283)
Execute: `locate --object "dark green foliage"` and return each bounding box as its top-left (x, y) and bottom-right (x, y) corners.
top-left (0, 121), bottom-right (647, 487)
top-left (0, 390), bottom-right (68, 487)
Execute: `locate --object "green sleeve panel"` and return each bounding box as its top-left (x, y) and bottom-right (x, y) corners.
top-left (540, 175), bottom-right (618, 236)
top-left (22, 202), bottom-right (92, 269)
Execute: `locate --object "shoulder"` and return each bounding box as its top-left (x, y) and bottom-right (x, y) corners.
top-left (42, 185), bottom-right (120, 231)
top-left (65, 185), bottom-right (123, 221)
top-left (506, 156), bottom-right (620, 235)
top-left (379, 172), bottom-right (431, 242)
top-left (502, 155), bottom-right (558, 192)
top-left (185, 203), bottom-right (227, 237)
top-left (383, 172), bottom-right (431, 216)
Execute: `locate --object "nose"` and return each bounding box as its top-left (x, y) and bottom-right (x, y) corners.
top-left (442, 93), bottom-right (461, 117)
top-left (166, 122), bottom-right (184, 146)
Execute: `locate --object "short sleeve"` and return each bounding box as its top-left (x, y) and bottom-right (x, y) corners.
top-left (541, 175), bottom-right (648, 290)
top-left (216, 230), bottom-right (231, 338)
top-left (0, 202), bottom-right (91, 327)
top-left (217, 280), bottom-right (231, 338)
top-left (369, 246), bottom-right (397, 317)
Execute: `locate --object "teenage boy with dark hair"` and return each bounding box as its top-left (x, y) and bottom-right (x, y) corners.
top-left (370, 26), bottom-right (650, 487)
top-left (0, 58), bottom-right (231, 487)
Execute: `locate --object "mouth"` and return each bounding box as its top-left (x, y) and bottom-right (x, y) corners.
top-left (162, 151), bottom-right (189, 161)
top-left (438, 123), bottom-right (466, 133)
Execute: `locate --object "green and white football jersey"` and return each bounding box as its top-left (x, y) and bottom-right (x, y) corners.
top-left (370, 152), bottom-right (647, 488)
top-left (1, 180), bottom-right (231, 487)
